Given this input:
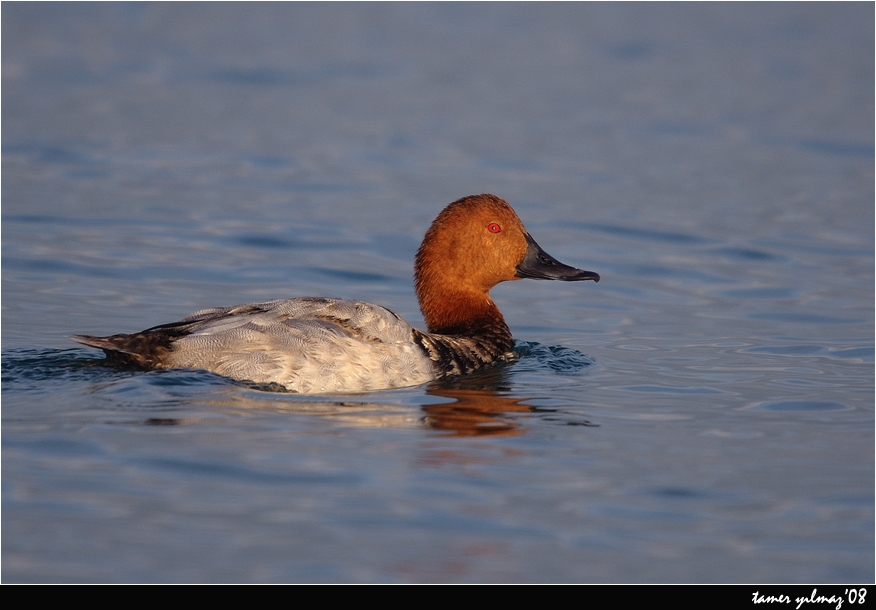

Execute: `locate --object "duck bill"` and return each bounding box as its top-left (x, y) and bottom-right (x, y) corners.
top-left (515, 233), bottom-right (600, 282)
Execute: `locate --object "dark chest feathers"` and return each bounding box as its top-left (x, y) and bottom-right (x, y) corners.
top-left (412, 321), bottom-right (515, 377)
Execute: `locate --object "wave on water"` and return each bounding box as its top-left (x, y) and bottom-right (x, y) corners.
top-left (1, 347), bottom-right (126, 390)
top-left (512, 341), bottom-right (596, 375)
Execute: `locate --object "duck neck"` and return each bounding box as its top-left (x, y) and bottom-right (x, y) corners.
top-left (412, 285), bottom-right (515, 376)
top-left (417, 283), bottom-right (511, 340)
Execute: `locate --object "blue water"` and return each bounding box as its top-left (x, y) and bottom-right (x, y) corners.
top-left (3, 4), bottom-right (873, 583)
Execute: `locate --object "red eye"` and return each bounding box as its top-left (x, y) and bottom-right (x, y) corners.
top-left (487, 223), bottom-right (501, 233)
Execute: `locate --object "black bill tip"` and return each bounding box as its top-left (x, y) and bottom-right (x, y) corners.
top-left (515, 233), bottom-right (600, 282)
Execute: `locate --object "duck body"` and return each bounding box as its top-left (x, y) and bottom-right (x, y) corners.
top-left (76, 297), bottom-right (513, 393)
top-left (75, 194), bottom-right (599, 393)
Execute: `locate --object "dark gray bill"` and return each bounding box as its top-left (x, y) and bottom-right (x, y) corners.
top-left (515, 232), bottom-right (600, 282)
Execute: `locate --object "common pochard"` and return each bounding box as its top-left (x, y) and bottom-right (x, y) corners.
top-left (75, 194), bottom-right (599, 393)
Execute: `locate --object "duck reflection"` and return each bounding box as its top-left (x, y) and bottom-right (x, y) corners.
top-left (420, 387), bottom-right (529, 436)
top-left (138, 361), bottom-right (567, 436)
top-left (420, 361), bottom-right (529, 436)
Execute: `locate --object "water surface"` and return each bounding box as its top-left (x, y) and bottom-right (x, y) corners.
top-left (2, 3), bottom-right (873, 583)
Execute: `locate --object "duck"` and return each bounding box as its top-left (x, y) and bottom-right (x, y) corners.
top-left (74, 194), bottom-right (599, 393)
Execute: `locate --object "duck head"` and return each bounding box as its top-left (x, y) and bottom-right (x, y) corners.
top-left (414, 194), bottom-right (599, 334)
